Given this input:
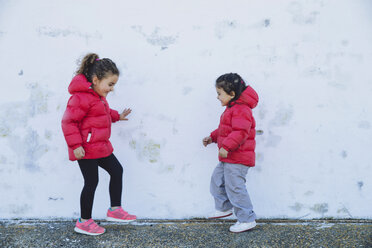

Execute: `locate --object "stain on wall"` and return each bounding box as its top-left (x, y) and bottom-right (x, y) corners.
top-left (337, 206), bottom-right (352, 218)
top-left (265, 132), bottom-right (282, 147)
top-left (357, 181), bottom-right (363, 190)
top-left (132, 26), bottom-right (178, 49)
top-left (27, 83), bottom-right (49, 117)
top-left (310, 203), bottom-right (329, 215)
top-left (0, 83), bottom-right (50, 171)
top-left (215, 20), bottom-right (237, 39)
top-left (290, 202), bottom-right (304, 212)
top-left (358, 121), bottom-right (370, 129)
top-left (129, 133), bottom-right (161, 164)
top-left (288, 1), bottom-right (322, 25)
top-left (37, 26), bottom-right (102, 41)
top-left (340, 150), bottom-right (347, 158)
top-left (269, 105), bottom-right (294, 127)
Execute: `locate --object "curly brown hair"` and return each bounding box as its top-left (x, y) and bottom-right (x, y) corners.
top-left (76, 53), bottom-right (119, 82)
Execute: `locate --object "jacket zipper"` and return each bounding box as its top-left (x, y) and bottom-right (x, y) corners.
top-left (100, 97), bottom-right (112, 138)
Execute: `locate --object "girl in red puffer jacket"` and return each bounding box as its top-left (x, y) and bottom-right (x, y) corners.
top-left (203, 73), bottom-right (259, 233)
top-left (62, 53), bottom-right (136, 235)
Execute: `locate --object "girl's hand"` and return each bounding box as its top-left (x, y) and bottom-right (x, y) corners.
top-left (203, 136), bottom-right (212, 147)
top-left (74, 146), bottom-right (85, 160)
top-left (219, 147), bottom-right (228, 158)
top-left (120, 108), bottom-right (132, 121)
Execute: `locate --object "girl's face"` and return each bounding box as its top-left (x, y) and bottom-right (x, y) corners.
top-left (92, 74), bottom-right (119, 98)
top-left (216, 87), bottom-right (235, 106)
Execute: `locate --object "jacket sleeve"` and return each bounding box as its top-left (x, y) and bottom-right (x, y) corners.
top-left (222, 107), bottom-right (252, 152)
top-left (210, 128), bottom-right (219, 143)
top-left (61, 95), bottom-right (89, 150)
top-left (110, 109), bottom-right (120, 123)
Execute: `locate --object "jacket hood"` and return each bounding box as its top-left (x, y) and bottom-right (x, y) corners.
top-left (68, 74), bottom-right (94, 95)
top-left (234, 85), bottom-right (259, 109)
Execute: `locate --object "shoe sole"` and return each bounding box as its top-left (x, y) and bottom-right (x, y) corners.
top-left (74, 227), bottom-right (105, 236)
top-left (106, 217), bottom-right (136, 223)
top-left (208, 213), bottom-right (233, 219)
top-left (229, 223), bottom-right (257, 233)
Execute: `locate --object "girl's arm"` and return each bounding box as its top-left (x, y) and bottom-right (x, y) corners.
top-left (61, 94), bottom-right (89, 150)
top-left (110, 108), bottom-right (132, 122)
top-left (221, 107), bottom-right (252, 152)
top-left (210, 128), bottom-right (219, 143)
top-left (203, 128), bottom-right (218, 147)
top-left (110, 108), bottom-right (120, 122)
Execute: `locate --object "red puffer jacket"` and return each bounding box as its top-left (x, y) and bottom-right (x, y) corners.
top-left (210, 86), bottom-right (259, 167)
top-left (61, 74), bottom-right (120, 161)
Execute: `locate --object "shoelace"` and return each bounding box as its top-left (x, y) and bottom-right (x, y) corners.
top-left (87, 221), bottom-right (100, 231)
top-left (115, 209), bottom-right (128, 217)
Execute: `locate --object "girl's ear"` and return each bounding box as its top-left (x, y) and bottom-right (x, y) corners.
top-left (230, 91), bottom-right (236, 98)
top-left (92, 75), bottom-right (99, 85)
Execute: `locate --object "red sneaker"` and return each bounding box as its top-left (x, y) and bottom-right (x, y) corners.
top-left (74, 219), bottom-right (105, 236)
top-left (106, 207), bottom-right (137, 223)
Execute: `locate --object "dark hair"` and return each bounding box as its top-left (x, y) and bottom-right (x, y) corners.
top-left (216, 73), bottom-right (247, 104)
top-left (76, 53), bottom-right (119, 82)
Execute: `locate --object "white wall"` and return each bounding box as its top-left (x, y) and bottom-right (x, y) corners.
top-left (0, 0), bottom-right (371, 219)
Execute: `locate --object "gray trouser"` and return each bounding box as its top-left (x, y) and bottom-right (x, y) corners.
top-left (210, 162), bottom-right (256, 223)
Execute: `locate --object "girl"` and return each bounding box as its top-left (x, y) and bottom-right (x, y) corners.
top-left (61, 53), bottom-right (136, 236)
top-left (203, 73), bottom-right (259, 233)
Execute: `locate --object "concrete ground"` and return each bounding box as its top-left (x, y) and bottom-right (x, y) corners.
top-left (0, 219), bottom-right (371, 248)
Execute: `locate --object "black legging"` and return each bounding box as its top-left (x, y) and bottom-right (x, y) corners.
top-left (77, 153), bottom-right (123, 219)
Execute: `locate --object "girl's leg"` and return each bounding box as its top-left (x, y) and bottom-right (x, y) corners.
top-left (99, 154), bottom-right (136, 223)
top-left (210, 162), bottom-right (233, 211)
top-left (224, 163), bottom-right (256, 223)
top-left (78, 159), bottom-right (100, 220)
top-left (97, 154), bottom-right (123, 207)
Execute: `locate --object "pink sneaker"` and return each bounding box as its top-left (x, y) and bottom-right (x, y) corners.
top-left (74, 219), bottom-right (105, 236)
top-left (106, 207), bottom-right (137, 223)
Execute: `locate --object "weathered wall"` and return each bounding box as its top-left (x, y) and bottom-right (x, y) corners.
top-left (0, 0), bottom-right (371, 219)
